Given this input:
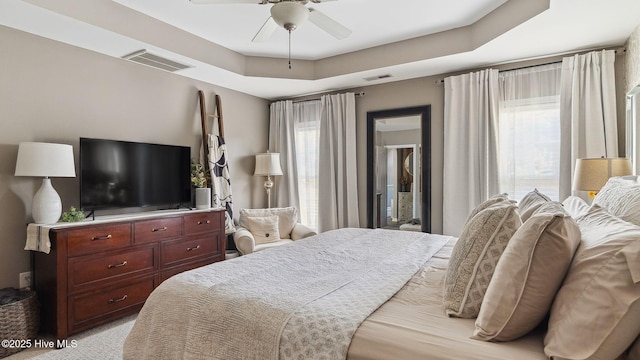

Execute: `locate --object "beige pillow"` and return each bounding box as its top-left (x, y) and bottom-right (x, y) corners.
top-left (544, 205), bottom-right (640, 360)
top-left (239, 215), bottom-right (281, 245)
top-left (628, 336), bottom-right (640, 360)
top-left (518, 189), bottom-right (551, 222)
top-left (473, 202), bottom-right (581, 341)
top-left (239, 207), bottom-right (298, 239)
top-left (593, 176), bottom-right (640, 227)
top-left (464, 193), bottom-right (509, 225)
top-left (444, 201), bottom-right (521, 318)
top-left (561, 195), bottom-right (590, 219)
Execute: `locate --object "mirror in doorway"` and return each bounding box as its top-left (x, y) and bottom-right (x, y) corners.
top-left (366, 105), bottom-right (431, 233)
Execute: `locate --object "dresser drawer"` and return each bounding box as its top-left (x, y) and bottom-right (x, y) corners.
top-left (66, 224), bottom-right (132, 256)
top-left (70, 277), bottom-right (154, 324)
top-left (161, 235), bottom-right (220, 267)
top-left (184, 211), bottom-right (222, 235)
top-left (134, 217), bottom-right (182, 244)
top-left (68, 246), bottom-right (157, 291)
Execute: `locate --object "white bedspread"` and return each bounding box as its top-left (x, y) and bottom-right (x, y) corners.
top-left (123, 228), bottom-right (450, 360)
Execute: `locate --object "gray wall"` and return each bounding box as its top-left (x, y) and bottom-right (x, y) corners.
top-left (0, 25), bottom-right (269, 289)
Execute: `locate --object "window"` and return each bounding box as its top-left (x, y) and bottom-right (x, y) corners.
top-left (293, 101), bottom-right (321, 231)
top-left (497, 64), bottom-right (562, 201)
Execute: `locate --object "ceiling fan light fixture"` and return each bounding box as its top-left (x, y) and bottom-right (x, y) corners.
top-left (270, 2), bottom-right (309, 31)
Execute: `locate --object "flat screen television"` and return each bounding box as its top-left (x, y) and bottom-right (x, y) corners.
top-left (80, 137), bottom-right (192, 211)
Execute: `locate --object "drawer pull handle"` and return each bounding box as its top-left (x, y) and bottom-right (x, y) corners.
top-left (108, 295), bottom-right (128, 304)
top-left (197, 220), bottom-right (210, 225)
top-left (91, 234), bottom-right (112, 241)
top-left (187, 245), bottom-right (201, 252)
top-left (107, 261), bottom-right (128, 269)
top-left (152, 227), bottom-right (168, 232)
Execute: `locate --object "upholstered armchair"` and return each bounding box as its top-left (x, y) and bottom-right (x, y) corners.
top-left (233, 207), bottom-right (317, 255)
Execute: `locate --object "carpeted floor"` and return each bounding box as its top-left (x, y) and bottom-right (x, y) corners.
top-left (5, 314), bottom-right (136, 360)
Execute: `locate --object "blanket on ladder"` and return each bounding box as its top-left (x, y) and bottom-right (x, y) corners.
top-left (123, 228), bottom-right (450, 360)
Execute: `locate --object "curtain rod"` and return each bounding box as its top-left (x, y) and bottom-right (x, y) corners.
top-left (434, 60), bottom-right (562, 85)
top-left (434, 47), bottom-right (626, 85)
top-left (291, 91), bottom-right (365, 103)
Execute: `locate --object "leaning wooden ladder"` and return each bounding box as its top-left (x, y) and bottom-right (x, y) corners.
top-left (198, 90), bottom-right (225, 184)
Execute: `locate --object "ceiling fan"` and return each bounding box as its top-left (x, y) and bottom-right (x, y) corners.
top-left (190, 0), bottom-right (352, 43)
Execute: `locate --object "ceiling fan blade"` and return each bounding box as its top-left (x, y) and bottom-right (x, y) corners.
top-left (190, 0), bottom-right (261, 4)
top-left (308, 0), bottom-right (339, 2)
top-left (308, 8), bottom-right (351, 40)
top-left (252, 17), bottom-right (278, 42)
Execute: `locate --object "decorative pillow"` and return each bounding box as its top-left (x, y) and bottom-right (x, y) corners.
top-left (239, 215), bottom-right (281, 245)
top-left (561, 195), bottom-right (590, 219)
top-left (473, 202), bottom-right (581, 341)
top-left (518, 189), bottom-right (551, 222)
top-left (444, 201), bottom-right (521, 318)
top-left (464, 193), bottom-right (509, 225)
top-left (544, 205), bottom-right (640, 360)
top-left (628, 336), bottom-right (640, 360)
top-left (593, 176), bottom-right (640, 226)
top-left (239, 207), bottom-right (298, 239)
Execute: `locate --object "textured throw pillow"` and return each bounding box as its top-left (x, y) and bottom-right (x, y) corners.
top-left (544, 205), bottom-right (640, 360)
top-left (629, 336), bottom-right (640, 360)
top-left (473, 202), bottom-right (581, 341)
top-left (444, 201), bottom-right (521, 318)
top-left (518, 189), bottom-right (551, 222)
top-left (239, 207), bottom-right (298, 239)
top-left (593, 176), bottom-right (640, 227)
top-left (239, 215), bottom-right (281, 245)
top-left (561, 195), bottom-right (590, 219)
top-left (464, 193), bottom-right (509, 225)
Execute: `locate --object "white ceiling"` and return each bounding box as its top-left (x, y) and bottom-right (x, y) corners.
top-left (1, 0), bottom-right (639, 100)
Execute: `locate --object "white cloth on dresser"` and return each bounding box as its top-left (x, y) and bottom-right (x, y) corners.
top-left (25, 223), bottom-right (53, 253)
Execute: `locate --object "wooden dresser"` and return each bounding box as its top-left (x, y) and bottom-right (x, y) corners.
top-left (32, 209), bottom-right (225, 341)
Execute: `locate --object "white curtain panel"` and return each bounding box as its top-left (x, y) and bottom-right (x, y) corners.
top-left (443, 69), bottom-right (501, 236)
top-left (268, 100), bottom-right (301, 210)
top-left (318, 92), bottom-right (360, 232)
top-left (559, 49), bottom-right (618, 200)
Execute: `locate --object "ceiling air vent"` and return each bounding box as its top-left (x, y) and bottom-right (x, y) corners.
top-left (121, 50), bottom-right (191, 72)
top-left (364, 74), bottom-right (392, 81)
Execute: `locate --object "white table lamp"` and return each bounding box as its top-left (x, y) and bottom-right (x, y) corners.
top-left (15, 142), bottom-right (76, 224)
top-left (254, 152), bottom-right (283, 208)
top-left (573, 157), bottom-right (632, 199)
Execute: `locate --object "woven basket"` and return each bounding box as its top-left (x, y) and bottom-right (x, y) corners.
top-left (0, 291), bottom-right (39, 358)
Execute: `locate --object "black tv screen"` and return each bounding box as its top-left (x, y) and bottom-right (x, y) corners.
top-left (80, 138), bottom-right (191, 211)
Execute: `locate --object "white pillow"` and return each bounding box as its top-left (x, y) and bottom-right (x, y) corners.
top-left (544, 205), bottom-right (640, 360)
top-left (561, 196), bottom-right (589, 219)
top-left (593, 176), bottom-right (640, 226)
top-left (239, 215), bottom-right (281, 245)
top-left (239, 207), bottom-right (298, 239)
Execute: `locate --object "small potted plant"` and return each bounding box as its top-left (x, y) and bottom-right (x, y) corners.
top-left (60, 206), bottom-right (85, 222)
top-left (191, 159), bottom-right (210, 209)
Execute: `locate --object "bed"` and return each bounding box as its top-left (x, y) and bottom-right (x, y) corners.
top-left (123, 177), bottom-right (640, 360)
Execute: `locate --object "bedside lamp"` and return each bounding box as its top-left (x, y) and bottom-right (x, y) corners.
top-left (15, 142), bottom-right (76, 224)
top-left (254, 152), bottom-right (283, 208)
top-left (573, 157), bottom-right (632, 199)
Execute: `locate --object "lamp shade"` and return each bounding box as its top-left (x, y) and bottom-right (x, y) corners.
top-left (254, 152), bottom-right (283, 176)
top-left (572, 157), bottom-right (632, 191)
top-left (15, 142), bottom-right (76, 177)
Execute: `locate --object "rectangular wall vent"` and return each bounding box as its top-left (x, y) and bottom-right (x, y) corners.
top-left (364, 74), bottom-right (392, 81)
top-left (122, 50), bottom-right (191, 72)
